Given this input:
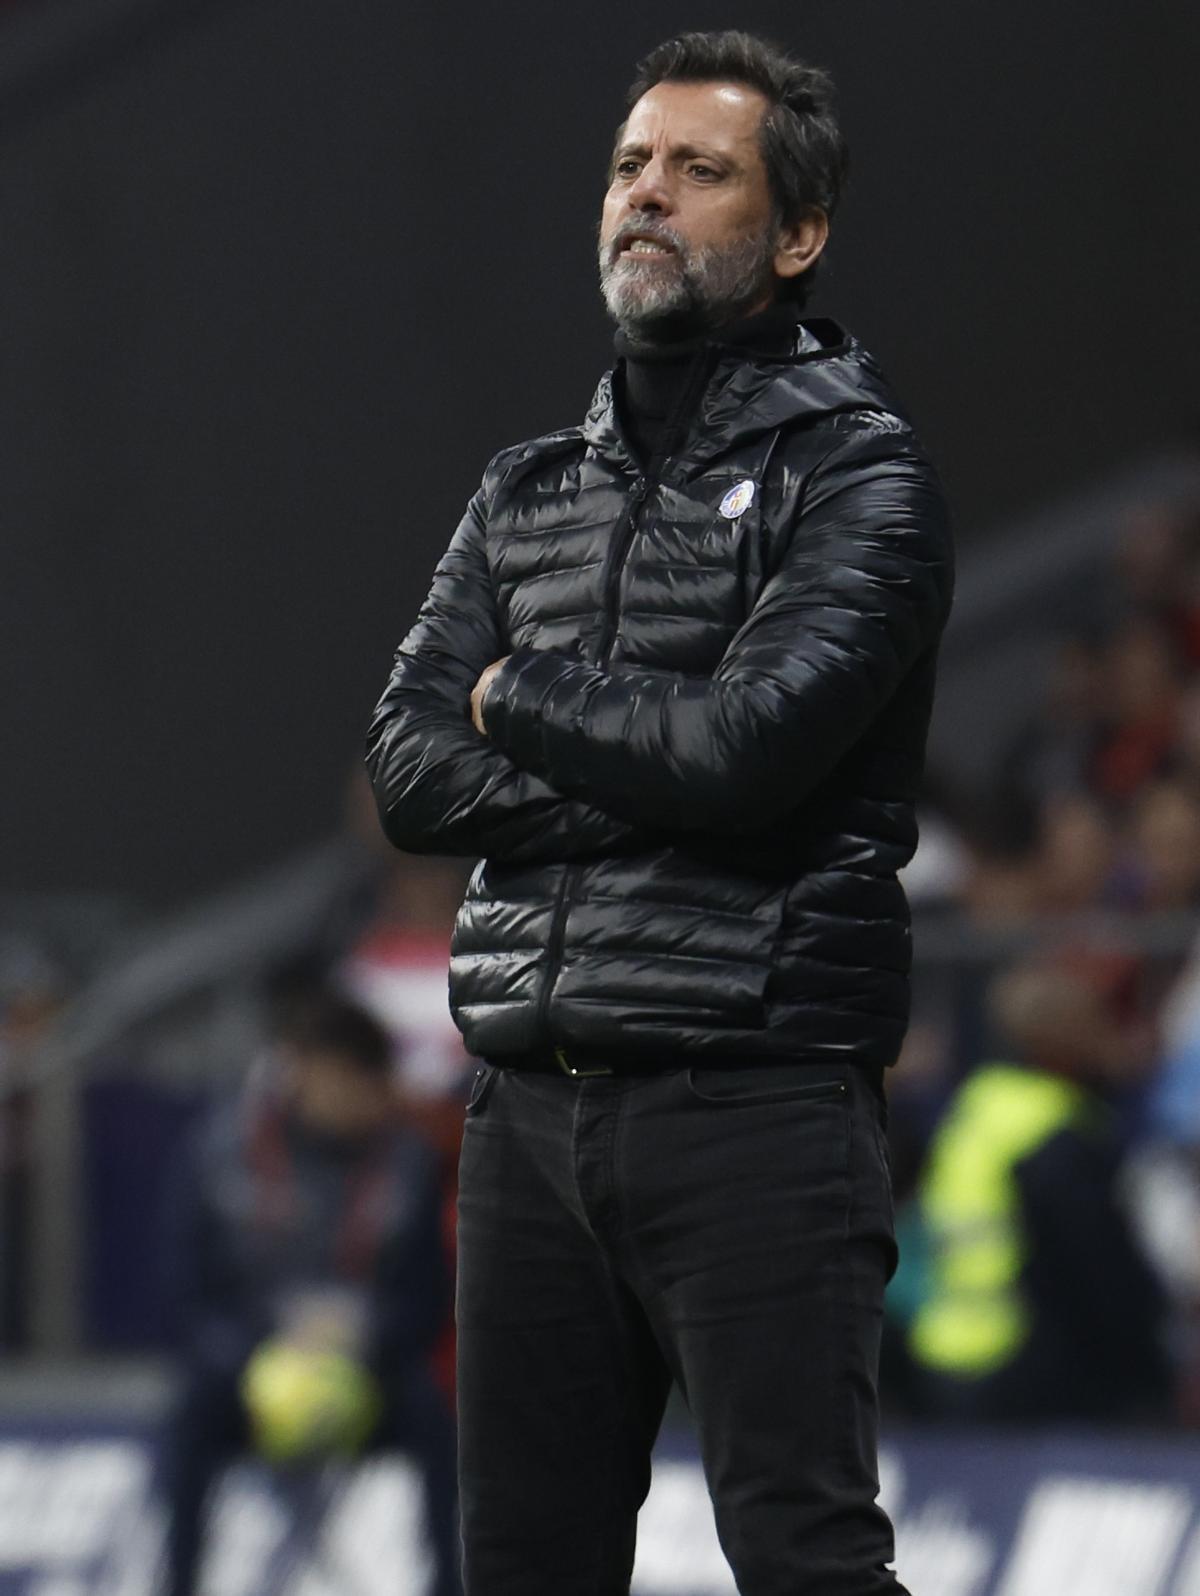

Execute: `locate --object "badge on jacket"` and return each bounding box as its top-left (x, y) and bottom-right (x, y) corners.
top-left (719, 480), bottom-right (756, 520)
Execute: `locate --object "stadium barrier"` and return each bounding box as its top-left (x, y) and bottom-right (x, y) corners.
top-left (0, 1415), bottom-right (1198, 1596)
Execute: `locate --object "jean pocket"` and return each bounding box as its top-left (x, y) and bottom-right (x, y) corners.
top-left (684, 1064), bottom-right (848, 1108)
top-left (464, 1064), bottom-right (500, 1118)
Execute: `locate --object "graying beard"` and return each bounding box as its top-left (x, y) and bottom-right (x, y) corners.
top-left (599, 231), bottom-right (775, 334)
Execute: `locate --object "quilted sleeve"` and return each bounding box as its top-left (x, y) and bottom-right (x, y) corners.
top-left (365, 468), bottom-right (648, 862)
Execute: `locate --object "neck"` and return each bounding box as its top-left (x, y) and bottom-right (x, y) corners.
top-left (617, 291), bottom-right (778, 356)
top-left (613, 298), bottom-right (800, 466)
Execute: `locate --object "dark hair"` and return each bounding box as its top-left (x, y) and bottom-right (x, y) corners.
top-left (624, 30), bottom-right (848, 304)
top-left (273, 989), bottom-right (393, 1076)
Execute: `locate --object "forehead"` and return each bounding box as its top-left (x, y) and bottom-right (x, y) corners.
top-left (618, 79), bottom-right (769, 159)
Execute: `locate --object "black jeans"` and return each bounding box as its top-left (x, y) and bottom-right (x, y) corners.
top-left (456, 1060), bottom-right (907, 1596)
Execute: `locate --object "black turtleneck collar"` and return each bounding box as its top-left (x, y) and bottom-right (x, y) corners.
top-left (614, 299), bottom-right (803, 469)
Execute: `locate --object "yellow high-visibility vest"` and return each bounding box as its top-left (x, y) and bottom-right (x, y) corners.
top-left (909, 1063), bottom-right (1088, 1378)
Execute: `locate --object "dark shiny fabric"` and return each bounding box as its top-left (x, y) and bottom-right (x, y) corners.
top-left (366, 318), bottom-right (954, 1072)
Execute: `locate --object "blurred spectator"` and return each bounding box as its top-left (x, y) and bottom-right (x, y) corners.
top-left (959, 801), bottom-right (1041, 928)
top-left (969, 496), bottom-right (1200, 931)
top-left (12, 770), bottom-right (473, 1363)
top-left (337, 849), bottom-right (473, 1400)
top-left (1000, 631), bottom-right (1108, 818)
top-left (55, 767), bottom-right (473, 1126)
top-left (1118, 781), bottom-right (1200, 913)
top-left (339, 850), bottom-right (474, 1164)
top-left (156, 990), bottom-right (460, 1596)
top-left (879, 1020), bottom-right (958, 1414)
top-left (1090, 616), bottom-right (1183, 803)
top-left (1131, 936), bottom-right (1200, 1425)
top-left (1033, 792), bottom-right (1118, 914)
top-left (1116, 500), bottom-right (1200, 667)
top-left (1168, 679), bottom-right (1200, 798)
top-left (907, 960), bottom-right (1168, 1423)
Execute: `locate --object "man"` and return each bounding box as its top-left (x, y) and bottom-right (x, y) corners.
top-left (910, 960), bottom-right (1167, 1424)
top-left (367, 29), bottom-right (952, 1596)
top-left (158, 990), bottom-right (460, 1596)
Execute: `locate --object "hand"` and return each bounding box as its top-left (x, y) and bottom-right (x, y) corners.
top-left (471, 657), bottom-right (509, 734)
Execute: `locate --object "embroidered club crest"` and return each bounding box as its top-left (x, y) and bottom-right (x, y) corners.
top-left (719, 479), bottom-right (756, 520)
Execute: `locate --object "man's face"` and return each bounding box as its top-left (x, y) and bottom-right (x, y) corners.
top-left (598, 80), bottom-right (782, 338)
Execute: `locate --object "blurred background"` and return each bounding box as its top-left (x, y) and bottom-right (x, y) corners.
top-left (3, 0), bottom-right (1200, 1591)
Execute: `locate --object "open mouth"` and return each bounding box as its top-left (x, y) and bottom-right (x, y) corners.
top-left (618, 233), bottom-right (678, 261)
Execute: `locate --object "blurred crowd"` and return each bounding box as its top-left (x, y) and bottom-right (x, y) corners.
top-left (4, 484), bottom-right (1200, 1490)
top-left (911, 490), bottom-right (1200, 926)
top-left (888, 483), bottom-right (1200, 1426)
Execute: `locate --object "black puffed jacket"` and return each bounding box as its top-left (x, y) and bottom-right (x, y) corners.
top-left (367, 319), bottom-right (954, 1072)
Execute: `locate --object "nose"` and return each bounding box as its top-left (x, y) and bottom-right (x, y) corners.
top-left (625, 157), bottom-right (672, 214)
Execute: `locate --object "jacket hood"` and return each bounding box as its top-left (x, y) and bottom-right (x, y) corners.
top-left (581, 317), bottom-right (911, 473)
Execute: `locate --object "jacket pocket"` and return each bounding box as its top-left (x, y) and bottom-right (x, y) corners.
top-left (685, 1064), bottom-right (848, 1108)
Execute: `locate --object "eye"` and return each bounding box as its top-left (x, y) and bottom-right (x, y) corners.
top-left (614, 158), bottom-right (642, 180)
top-left (688, 163), bottom-right (720, 180)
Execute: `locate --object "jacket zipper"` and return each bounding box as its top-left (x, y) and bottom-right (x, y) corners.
top-left (533, 468), bottom-right (652, 1054)
top-left (534, 863), bottom-right (572, 1049)
top-left (532, 346), bottom-right (712, 1058)
top-left (593, 472), bottom-right (651, 666)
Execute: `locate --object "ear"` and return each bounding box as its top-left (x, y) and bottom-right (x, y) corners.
top-left (773, 208), bottom-right (829, 284)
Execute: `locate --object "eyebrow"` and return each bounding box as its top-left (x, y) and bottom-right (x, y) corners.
top-left (610, 140), bottom-right (738, 170)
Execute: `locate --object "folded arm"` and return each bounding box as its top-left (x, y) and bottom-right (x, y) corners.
top-left (480, 428), bottom-right (954, 834)
top-left (366, 479), bottom-right (647, 862)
